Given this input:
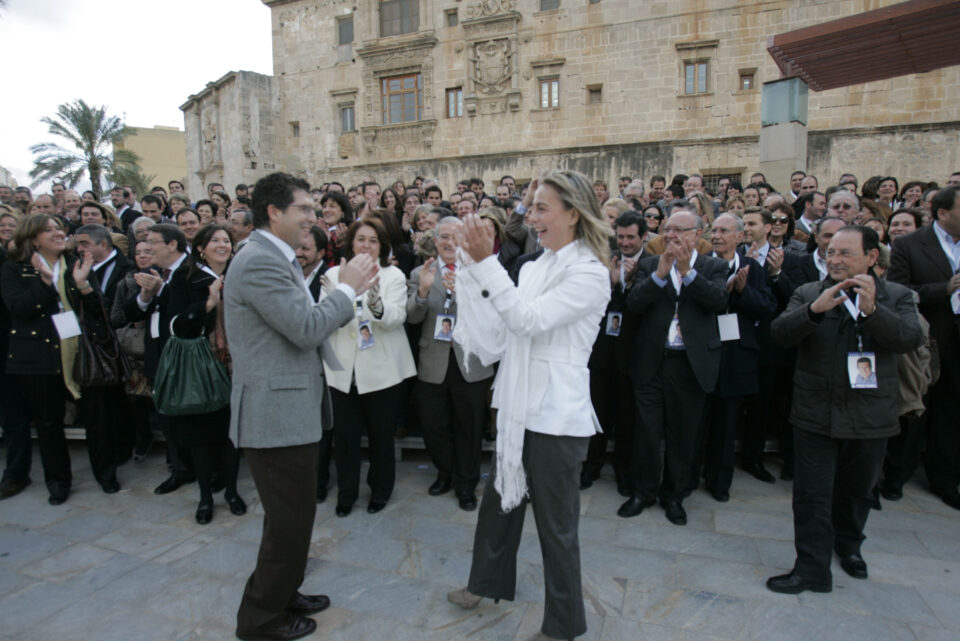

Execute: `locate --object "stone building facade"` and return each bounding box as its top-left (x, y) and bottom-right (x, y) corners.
top-left (181, 0), bottom-right (960, 196)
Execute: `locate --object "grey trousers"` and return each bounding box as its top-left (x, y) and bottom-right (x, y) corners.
top-left (468, 430), bottom-right (590, 639)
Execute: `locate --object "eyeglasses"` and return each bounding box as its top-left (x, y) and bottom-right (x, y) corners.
top-left (643, 213), bottom-right (661, 220)
top-left (661, 226), bottom-right (698, 234)
top-left (771, 216), bottom-right (790, 223)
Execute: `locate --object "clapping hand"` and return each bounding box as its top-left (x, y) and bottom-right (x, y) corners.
top-left (458, 214), bottom-right (495, 263)
top-left (133, 269), bottom-right (164, 301)
top-left (338, 254), bottom-right (379, 296)
top-left (31, 253), bottom-right (54, 285)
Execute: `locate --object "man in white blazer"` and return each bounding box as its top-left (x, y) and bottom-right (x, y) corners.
top-left (225, 173), bottom-right (378, 641)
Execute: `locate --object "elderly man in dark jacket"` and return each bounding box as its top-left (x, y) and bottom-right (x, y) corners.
top-left (766, 226), bottom-right (922, 595)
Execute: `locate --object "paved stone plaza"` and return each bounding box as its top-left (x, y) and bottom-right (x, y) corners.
top-left (0, 442), bottom-right (958, 641)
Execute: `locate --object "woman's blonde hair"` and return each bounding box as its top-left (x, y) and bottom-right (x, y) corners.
top-left (478, 206), bottom-right (507, 241)
top-left (601, 198), bottom-right (630, 216)
top-left (691, 192), bottom-right (715, 225)
top-left (539, 169), bottom-right (612, 267)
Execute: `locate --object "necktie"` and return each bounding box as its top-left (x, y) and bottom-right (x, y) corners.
top-left (161, 268), bottom-right (171, 281)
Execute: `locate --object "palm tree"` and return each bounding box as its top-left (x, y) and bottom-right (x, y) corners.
top-left (29, 99), bottom-right (141, 199)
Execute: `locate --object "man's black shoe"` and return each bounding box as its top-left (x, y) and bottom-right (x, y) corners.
top-left (101, 479), bottom-right (121, 494)
top-left (428, 478), bottom-right (452, 496)
top-left (367, 499), bottom-right (387, 514)
top-left (579, 471), bottom-right (594, 491)
top-left (617, 496), bottom-right (655, 518)
top-left (316, 486), bottom-right (328, 503)
top-left (48, 488), bottom-right (69, 505)
top-left (236, 613), bottom-right (317, 641)
top-left (710, 488), bottom-right (730, 502)
top-left (742, 462), bottom-right (776, 484)
top-left (335, 503), bottom-right (352, 517)
top-left (287, 593), bottom-right (330, 616)
top-left (154, 475), bottom-right (193, 495)
top-left (0, 477), bottom-right (31, 500)
top-left (766, 572), bottom-right (832, 594)
top-left (879, 485), bottom-right (902, 501)
top-left (662, 500), bottom-right (687, 526)
top-left (839, 553), bottom-right (868, 580)
top-left (937, 488), bottom-right (960, 511)
top-left (457, 491), bottom-right (477, 511)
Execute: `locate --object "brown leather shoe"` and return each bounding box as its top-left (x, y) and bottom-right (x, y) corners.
top-left (236, 613), bottom-right (316, 641)
top-left (287, 592), bottom-right (330, 616)
top-left (447, 587), bottom-right (483, 609)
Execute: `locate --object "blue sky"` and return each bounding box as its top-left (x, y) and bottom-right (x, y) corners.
top-left (0, 0), bottom-right (273, 191)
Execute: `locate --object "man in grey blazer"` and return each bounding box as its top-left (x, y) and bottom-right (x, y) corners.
top-left (225, 173), bottom-right (378, 641)
top-left (406, 217), bottom-right (494, 510)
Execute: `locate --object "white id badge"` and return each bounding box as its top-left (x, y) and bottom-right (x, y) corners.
top-left (358, 320), bottom-right (375, 351)
top-left (51, 311), bottom-right (81, 339)
top-left (848, 352), bottom-right (878, 389)
top-left (434, 314), bottom-right (455, 342)
top-left (666, 314), bottom-right (684, 348)
top-left (149, 312), bottom-right (161, 338)
top-left (717, 313), bottom-right (740, 342)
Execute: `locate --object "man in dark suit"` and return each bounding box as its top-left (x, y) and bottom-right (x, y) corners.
top-left (587, 210), bottom-right (647, 497)
top-left (783, 216), bottom-right (845, 287)
top-left (768, 226), bottom-right (922, 593)
top-left (622, 207), bottom-right (728, 524)
top-left (74, 224), bottom-right (134, 491)
top-left (122, 224), bottom-right (196, 494)
top-left (888, 185), bottom-right (960, 510)
top-left (701, 214), bottom-right (775, 501)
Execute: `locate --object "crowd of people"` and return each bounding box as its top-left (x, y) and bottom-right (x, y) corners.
top-left (0, 166), bottom-right (957, 605)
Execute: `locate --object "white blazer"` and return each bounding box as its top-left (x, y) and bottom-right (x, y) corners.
top-left (462, 241), bottom-right (610, 437)
top-left (321, 264), bottom-right (416, 394)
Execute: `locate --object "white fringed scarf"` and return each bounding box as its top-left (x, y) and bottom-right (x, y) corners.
top-left (453, 245), bottom-right (568, 511)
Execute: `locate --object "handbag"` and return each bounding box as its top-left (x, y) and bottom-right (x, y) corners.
top-left (74, 298), bottom-right (133, 388)
top-left (152, 332), bottom-right (231, 416)
top-left (116, 323), bottom-right (145, 357)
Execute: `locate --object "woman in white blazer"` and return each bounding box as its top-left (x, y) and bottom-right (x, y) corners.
top-left (447, 170), bottom-right (612, 641)
top-left (320, 217), bottom-right (415, 517)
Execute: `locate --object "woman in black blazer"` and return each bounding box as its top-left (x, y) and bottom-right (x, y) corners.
top-left (0, 213), bottom-right (100, 505)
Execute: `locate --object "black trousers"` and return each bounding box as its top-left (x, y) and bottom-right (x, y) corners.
top-left (1, 371), bottom-right (31, 483)
top-left (584, 366), bottom-right (633, 488)
top-left (2, 375), bottom-right (71, 494)
top-left (882, 413), bottom-right (926, 492)
top-left (924, 358), bottom-right (960, 494)
top-left (792, 428), bottom-right (886, 582)
top-left (741, 364), bottom-right (774, 465)
top-left (632, 351), bottom-right (707, 502)
top-left (158, 413), bottom-right (194, 480)
top-left (416, 352), bottom-right (490, 493)
top-left (468, 431), bottom-right (589, 640)
top-left (704, 395), bottom-right (747, 494)
top-left (316, 430), bottom-right (333, 492)
top-left (81, 385), bottom-right (130, 485)
top-left (332, 383), bottom-right (401, 506)
top-left (237, 442), bottom-right (318, 632)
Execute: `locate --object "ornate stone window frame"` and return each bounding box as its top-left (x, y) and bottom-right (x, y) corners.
top-left (530, 57), bottom-right (565, 111)
top-left (676, 39), bottom-right (718, 98)
top-left (355, 35), bottom-right (439, 159)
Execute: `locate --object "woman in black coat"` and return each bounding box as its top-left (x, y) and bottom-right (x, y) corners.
top-left (0, 213), bottom-right (100, 505)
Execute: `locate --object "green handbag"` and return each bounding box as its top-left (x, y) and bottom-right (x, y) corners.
top-left (152, 336), bottom-right (231, 416)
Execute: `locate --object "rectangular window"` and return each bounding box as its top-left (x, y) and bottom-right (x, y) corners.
top-left (587, 84), bottom-right (602, 104)
top-left (337, 16), bottom-right (354, 45)
top-left (340, 105), bottom-right (356, 132)
top-left (382, 73), bottom-right (422, 124)
top-left (380, 0), bottom-right (419, 37)
top-left (740, 72), bottom-right (754, 91)
top-left (446, 9), bottom-right (458, 27)
top-left (290, 122), bottom-right (300, 138)
top-left (539, 78), bottom-right (559, 109)
top-left (539, 0), bottom-right (560, 10)
top-left (684, 61), bottom-right (708, 95)
top-left (446, 88), bottom-right (463, 118)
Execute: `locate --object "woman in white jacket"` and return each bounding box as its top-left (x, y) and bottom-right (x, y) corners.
top-left (447, 170), bottom-right (612, 641)
top-left (320, 217), bottom-right (415, 517)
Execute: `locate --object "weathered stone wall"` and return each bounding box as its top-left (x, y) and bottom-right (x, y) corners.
top-left (181, 71), bottom-right (278, 199)
top-left (184, 0), bottom-right (960, 194)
